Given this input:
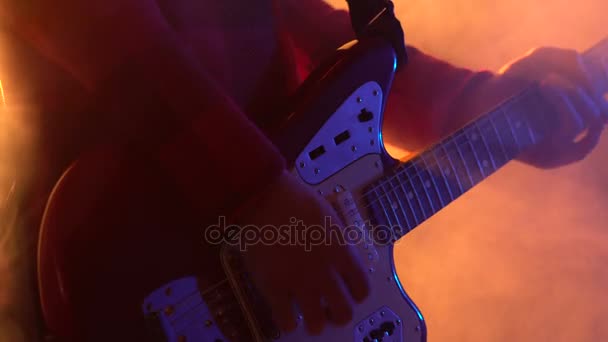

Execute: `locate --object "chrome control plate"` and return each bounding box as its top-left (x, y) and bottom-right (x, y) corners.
top-left (296, 82), bottom-right (385, 185)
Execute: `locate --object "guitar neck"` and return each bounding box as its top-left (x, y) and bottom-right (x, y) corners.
top-left (365, 37), bottom-right (608, 241)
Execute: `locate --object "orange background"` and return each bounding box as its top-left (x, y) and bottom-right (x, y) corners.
top-left (326, 0), bottom-right (608, 341)
top-left (0, 1), bottom-right (607, 341)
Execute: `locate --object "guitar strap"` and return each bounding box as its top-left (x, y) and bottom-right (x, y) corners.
top-left (345, 0), bottom-right (408, 69)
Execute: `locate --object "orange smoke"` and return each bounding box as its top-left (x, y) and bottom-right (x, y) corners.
top-left (0, 72), bottom-right (38, 341)
top-left (0, 1), bottom-right (606, 341)
top-left (0, 79), bottom-right (5, 106)
top-left (327, 0), bottom-right (608, 341)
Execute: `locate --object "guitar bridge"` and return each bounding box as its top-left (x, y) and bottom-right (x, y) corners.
top-left (354, 306), bottom-right (403, 342)
top-left (221, 247), bottom-right (280, 342)
top-left (142, 277), bottom-right (227, 341)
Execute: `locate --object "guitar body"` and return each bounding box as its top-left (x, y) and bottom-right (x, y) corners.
top-left (37, 37), bottom-right (428, 341)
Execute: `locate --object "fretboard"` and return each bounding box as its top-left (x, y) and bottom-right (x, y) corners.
top-left (365, 37), bottom-right (608, 243)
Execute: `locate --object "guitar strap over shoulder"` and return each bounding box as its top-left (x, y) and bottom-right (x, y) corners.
top-left (345, 0), bottom-right (408, 69)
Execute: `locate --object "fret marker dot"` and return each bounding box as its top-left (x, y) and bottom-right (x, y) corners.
top-left (407, 192), bottom-right (414, 200)
top-left (471, 133), bottom-right (478, 141)
top-left (516, 121), bottom-right (522, 128)
top-left (444, 168), bottom-right (451, 175)
top-left (424, 181), bottom-right (432, 188)
top-left (392, 202), bottom-right (399, 210)
top-left (482, 160), bottom-right (490, 168)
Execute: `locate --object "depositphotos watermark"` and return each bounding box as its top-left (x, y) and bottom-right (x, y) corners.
top-left (204, 216), bottom-right (401, 251)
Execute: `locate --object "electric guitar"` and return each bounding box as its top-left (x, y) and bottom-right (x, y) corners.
top-left (37, 36), bottom-right (608, 341)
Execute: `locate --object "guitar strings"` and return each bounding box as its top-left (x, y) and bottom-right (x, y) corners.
top-left (358, 92), bottom-right (548, 215)
top-left (164, 276), bottom-right (254, 337)
top-left (134, 48), bottom-right (608, 336)
top-left (359, 41), bottom-right (608, 209)
top-left (149, 120), bottom-right (527, 324)
top-left (360, 87), bottom-right (537, 201)
top-left (151, 127), bottom-right (512, 315)
top-left (149, 277), bottom-right (231, 322)
top-left (157, 134), bottom-right (496, 319)
top-left (359, 37), bottom-right (601, 204)
top-left (365, 133), bottom-right (506, 206)
top-left (154, 130), bottom-right (522, 334)
top-left (356, 144), bottom-right (497, 233)
top-left (360, 117), bottom-right (526, 214)
top-left (159, 128), bottom-right (521, 332)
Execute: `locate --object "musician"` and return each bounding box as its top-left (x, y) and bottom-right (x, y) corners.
top-left (0, 0), bottom-right (605, 339)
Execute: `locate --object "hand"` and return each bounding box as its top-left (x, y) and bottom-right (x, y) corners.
top-left (0, 0), bottom-right (173, 89)
top-left (237, 170), bottom-right (370, 335)
top-left (501, 47), bottom-right (608, 168)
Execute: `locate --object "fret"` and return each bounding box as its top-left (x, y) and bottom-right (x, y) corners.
top-left (432, 144), bottom-right (463, 198)
top-left (362, 37), bottom-right (608, 246)
top-left (505, 106), bottom-right (535, 150)
top-left (398, 164), bottom-right (430, 221)
top-left (524, 113), bottom-right (538, 146)
top-left (382, 179), bottom-right (411, 235)
top-left (390, 175), bottom-right (418, 231)
top-left (412, 157), bottom-right (444, 210)
top-left (463, 124), bottom-right (495, 178)
top-left (408, 160), bottom-right (437, 215)
top-left (470, 120), bottom-right (498, 173)
top-left (377, 183), bottom-right (399, 231)
top-left (419, 151), bottom-right (451, 206)
top-left (502, 106), bottom-right (523, 152)
top-left (391, 184), bottom-right (413, 239)
top-left (392, 171), bottom-right (421, 227)
top-left (444, 137), bottom-right (474, 192)
top-left (436, 141), bottom-right (465, 195)
top-left (481, 114), bottom-right (510, 167)
top-left (493, 108), bottom-right (520, 158)
top-left (453, 130), bottom-right (484, 185)
top-left (370, 187), bottom-right (392, 228)
top-left (367, 184), bottom-right (397, 245)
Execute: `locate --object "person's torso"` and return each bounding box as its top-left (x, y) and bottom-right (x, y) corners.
top-left (2, 0), bottom-right (309, 223)
top-left (160, 0), bottom-right (301, 113)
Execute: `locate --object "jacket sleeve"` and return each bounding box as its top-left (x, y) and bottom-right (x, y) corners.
top-left (382, 47), bottom-right (497, 150)
top-left (278, 0), bottom-right (500, 150)
top-left (90, 31), bottom-right (287, 220)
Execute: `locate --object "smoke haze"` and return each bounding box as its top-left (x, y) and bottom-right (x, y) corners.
top-left (326, 0), bottom-right (608, 341)
top-left (0, 1), bottom-right (606, 341)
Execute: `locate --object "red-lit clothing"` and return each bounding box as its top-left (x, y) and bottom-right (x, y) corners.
top-left (87, 0), bottom-right (495, 221)
top-left (1, 0), bottom-right (497, 223)
top-left (0, 1), bottom-right (506, 340)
